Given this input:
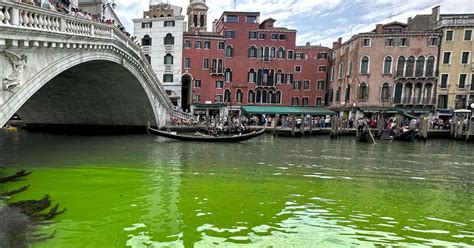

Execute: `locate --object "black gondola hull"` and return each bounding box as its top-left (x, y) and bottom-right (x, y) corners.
top-left (148, 127), bottom-right (265, 142)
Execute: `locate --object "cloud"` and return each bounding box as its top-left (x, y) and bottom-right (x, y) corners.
top-left (115, 0), bottom-right (474, 47)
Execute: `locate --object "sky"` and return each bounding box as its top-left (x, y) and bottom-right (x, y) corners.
top-left (115, 0), bottom-right (474, 47)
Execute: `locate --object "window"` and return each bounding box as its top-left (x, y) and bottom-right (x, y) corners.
top-left (295, 66), bottom-right (302, 73)
top-left (385, 38), bottom-right (395, 47)
top-left (461, 52), bottom-right (470, 64)
top-left (216, 81), bottom-right (223, 88)
top-left (459, 74), bottom-right (467, 88)
top-left (225, 68), bottom-right (232, 82)
top-left (317, 53), bottom-right (327, 59)
top-left (164, 33), bottom-right (174, 45)
top-left (164, 53), bottom-right (173, 64)
top-left (193, 95), bottom-right (200, 103)
top-left (142, 35), bottom-right (152, 46)
top-left (428, 37), bottom-right (438, 46)
top-left (293, 81), bottom-right (301, 90)
top-left (330, 66), bottom-right (335, 81)
top-left (249, 31), bottom-right (257, 39)
top-left (203, 59), bottom-right (209, 69)
top-left (358, 82), bottom-right (368, 100)
top-left (224, 90), bottom-right (231, 103)
top-left (215, 95), bottom-right (223, 103)
top-left (225, 45), bottom-right (234, 57)
top-left (348, 60), bottom-right (352, 76)
top-left (258, 33), bottom-right (266, 40)
top-left (277, 47), bottom-right (285, 59)
top-left (394, 83), bottom-right (403, 103)
top-left (218, 42), bottom-right (224, 50)
top-left (464, 30), bottom-right (472, 41)
top-left (399, 37), bottom-right (409, 47)
top-left (271, 47), bottom-right (276, 58)
top-left (341, 46), bottom-right (345, 56)
top-left (279, 34), bottom-right (286, 40)
top-left (360, 56), bottom-right (369, 74)
top-left (204, 41), bottom-right (211, 49)
top-left (405, 56), bottom-right (415, 77)
top-left (383, 56), bottom-right (392, 74)
top-left (225, 31), bottom-right (235, 38)
top-left (319, 66), bottom-right (326, 72)
top-left (248, 90), bottom-right (255, 103)
top-left (445, 30), bottom-right (454, 41)
top-left (438, 95), bottom-right (448, 109)
top-left (286, 74), bottom-right (293, 84)
top-left (276, 70), bottom-right (283, 84)
top-left (271, 34), bottom-right (278, 40)
top-left (381, 83), bottom-right (390, 100)
top-left (184, 58), bottom-right (190, 68)
top-left (184, 40), bottom-right (191, 48)
top-left (443, 52), bottom-right (451, 64)
top-left (317, 80), bottom-right (325, 90)
top-left (246, 16), bottom-right (257, 23)
top-left (236, 89), bottom-right (243, 103)
top-left (291, 97), bottom-right (299, 106)
top-left (163, 74), bottom-right (173, 82)
top-left (263, 47), bottom-right (270, 62)
top-left (303, 80), bottom-right (310, 90)
top-left (336, 87), bottom-right (341, 101)
top-left (338, 62), bottom-right (344, 78)
top-left (248, 69), bottom-right (256, 83)
top-left (344, 85), bottom-right (350, 101)
top-left (248, 46), bottom-right (257, 58)
top-left (226, 15), bottom-right (238, 22)
top-left (440, 74), bottom-right (449, 88)
top-left (275, 91), bottom-right (282, 104)
top-left (302, 97), bottom-right (309, 106)
top-left (287, 50), bottom-right (294, 59)
top-left (142, 22), bottom-right (152, 28)
top-left (164, 21), bottom-right (175, 27)
top-left (316, 97), bottom-right (322, 106)
top-left (361, 38), bottom-right (371, 47)
top-left (471, 74), bottom-right (474, 91)
top-left (194, 80), bottom-right (201, 88)
top-left (195, 40), bottom-right (202, 49)
top-left (426, 56), bottom-right (435, 77)
top-left (397, 57), bottom-right (406, 77)
top-left (415, 57), bottom-right (425, 77)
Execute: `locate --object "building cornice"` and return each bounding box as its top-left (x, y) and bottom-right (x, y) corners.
top-left (133, 16), bottom-right (185, 23)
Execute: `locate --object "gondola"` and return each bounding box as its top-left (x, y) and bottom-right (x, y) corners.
top-left (395, 129), bottom-right (416, 142)
top-left (356, 129), bottom-right (370, 142)
top-left (147, 126), bottom-right (265, 142)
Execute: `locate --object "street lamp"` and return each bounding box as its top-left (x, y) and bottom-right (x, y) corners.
top-left (102, 0), bottom-right (116, 18)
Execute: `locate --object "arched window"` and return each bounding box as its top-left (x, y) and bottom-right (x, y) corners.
top-left (425, 56), bottom-right (435, 77)
top-left (236, 89), bottom-right (243, 103)
top-left (414, 83), bottom-right (423, 104)
top-left (257, 69), bottom-right (263, 86)
top-left (275, 91), bottom-right (282, 104)
top-left (360, 56), bottom-right (369, 74)
top-left (396, 57), bottom-right (405, 77)
top-left (258, 46), bottom-right (264, 58)
top-left (200, 15), bottom-right (205, 27)
top-left (256, 90), bottom-right (262, 103)
top-left (224, 89), bottom-right (231, 103)
top-left (164, 53), bottom-right (173, 64)
top-left (424, 83), bottom-right (433, 104)
top-left (270, 47), bottom-right (276, 58)
top-left (381, 83), bottom-right (390, 101)
top-left (248, 90), bottom-right (255, 103)
top-left (193, 15), bottom-right (198, 27)
top-left (345, 85), bottom-right (350, 101)
top-left (415, 57), bottom-right (425, 77)
top-left (358, 82), bottom-right (368, 100)
top-left (404, 83), bottom-right (413, 103)
top-left (262, 90), bottom-right (268, 103)
top-left (248, 46), bottom-right (257, 58)
top-left (330, 66), bottom-right (335, 81)
top-left (226, 45), bottom-right (234, 57)
top-left (338, 62), bottom-right (344, 79)
top-left (268, 69), bottom-right (275, 86)
top-left (405, 56), bottom-right (415, 77)
top-left (335, 87), bottom-right (341, 101)
top-left (276, 70), bottom-right (283, 84)
top-left (262, 69), bottom-right (269, 85)
top-left (329, 89), bottom-right (334, 103)
top-left (268, 91), bottom-right (274, 103)
top-left (383, 56), bottom-right (392, 74)
top-left (164, 33), bottom-right (174, 45)
top-left (278, 47), bottom-right (285, 59)
top-left (142, 35), bottom-right (152, 46)
top-left (225, 68), bottom-right (232, 82)
top-left (145, 54), bottom-right (151, 64)
top-left (394, 83), bottom-right (403, 103)
top-left (348, 59), bottom-right (353, 76)
top-left (264, 47), bottom-right (270, 61)
top-left (248, 69), bottom-right (256, 83)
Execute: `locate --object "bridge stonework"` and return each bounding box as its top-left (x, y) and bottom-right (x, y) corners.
top-left (0, 1), bottom-right (187, 128)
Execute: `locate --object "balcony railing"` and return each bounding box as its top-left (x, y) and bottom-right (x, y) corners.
top-left (437, 18), bottom-right (474, 28)
top-left (210, 67), bottom-right (224, 75)
top-left (142, 46), bottom-right (151, 53)
top-left (165, 45), bottom-right (173, 53)
top-left (164, 65), bottom-right (172, 73)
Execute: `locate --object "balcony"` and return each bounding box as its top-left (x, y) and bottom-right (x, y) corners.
top-left (165, 45), bottom-right (173, 53)
top-left (142, 46), bottom-right (151, 53)
top-left (437, 18), bottom-right (474, 28)
top-left (210, 67), bottom-right (224, 75)
top-left (165, 65), bottom-right (172, 73)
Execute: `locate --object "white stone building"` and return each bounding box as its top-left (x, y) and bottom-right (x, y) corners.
top-left (133, 1), bottom-right (185, 107)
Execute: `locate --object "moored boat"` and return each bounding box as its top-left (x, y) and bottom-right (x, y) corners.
top-left (147, 126), bottom-right (265, 142)
top-left (356, 129), bottom-right (370, 142)
top-left (395, 129), bottom-right (416, 142)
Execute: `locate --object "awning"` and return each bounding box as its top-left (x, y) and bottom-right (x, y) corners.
top-left (194, 104), bottom-right (226, 109)
top-left (241, 106), bottom-right (336, 115)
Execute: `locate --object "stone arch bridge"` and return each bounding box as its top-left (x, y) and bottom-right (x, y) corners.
top-left (0, 1), bottom-right (189, 129)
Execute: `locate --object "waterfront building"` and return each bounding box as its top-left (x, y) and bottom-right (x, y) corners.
top-left (435, 12), bottom-right (474, 114)
top-left (133, 1), bottom-right (185, 107)
top-left (328, 9), bottom-right (441, 120)
top-left (182, 0), bottom-right (329, 116)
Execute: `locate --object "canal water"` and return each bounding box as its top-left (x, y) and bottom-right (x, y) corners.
top-left (0, 130), bottom-right (473, 247)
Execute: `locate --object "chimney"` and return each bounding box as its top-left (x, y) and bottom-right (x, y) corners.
top-left (375, 24), bottom-right (383, 33)
top-left (212, 19), bottom-right (217, 32)
top-left (338, 37), bottom-right (342, 44)
top-left (431, 5), bottom-right (440, 28)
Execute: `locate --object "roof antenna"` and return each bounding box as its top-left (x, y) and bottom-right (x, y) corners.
top-left (234, 0), bottom-right (236, 10)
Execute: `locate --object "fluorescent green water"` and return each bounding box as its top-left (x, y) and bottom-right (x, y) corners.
top-left (0, 130), bottom-right (473, 247)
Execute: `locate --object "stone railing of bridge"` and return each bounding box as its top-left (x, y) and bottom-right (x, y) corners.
top-left (0, 1), bottom-right (191, 126)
